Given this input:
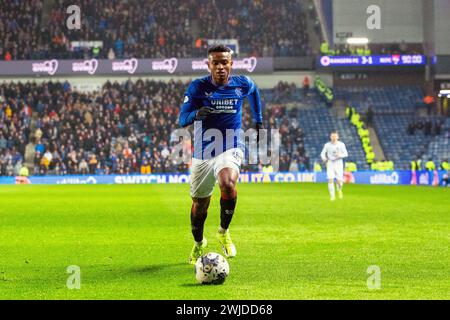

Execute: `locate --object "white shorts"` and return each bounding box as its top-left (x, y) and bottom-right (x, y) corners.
top-left (190, 148), bottom-right (244, 198)
top-left (327, 160), bottom-right (344, 181)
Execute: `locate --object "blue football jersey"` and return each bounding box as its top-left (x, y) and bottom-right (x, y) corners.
top-left (179, 75), bottom-right (263, 159)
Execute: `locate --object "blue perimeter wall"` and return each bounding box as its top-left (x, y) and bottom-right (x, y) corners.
top-left (0, 171), bottom-right (447, 186)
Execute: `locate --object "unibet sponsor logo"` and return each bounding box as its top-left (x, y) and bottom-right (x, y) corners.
top-left (210, 99), bottom-right (239, 108)
top-left (210, 99), bottom-right (239, 113)
top-left (210, 99), bottom-right (239, 106)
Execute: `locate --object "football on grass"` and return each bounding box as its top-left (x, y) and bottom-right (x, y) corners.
top-left (194, 252), bottom-right (230, 285)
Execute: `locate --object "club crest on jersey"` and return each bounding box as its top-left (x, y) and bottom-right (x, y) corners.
top-left (235, 88), bottom-right (243, 97)
top-left (232, 150), bottom-right (243, 160)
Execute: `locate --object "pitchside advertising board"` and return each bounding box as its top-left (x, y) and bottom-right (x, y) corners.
top-left (0, 57), bottom-right (273, 76)
top-left (1, 171), bottom-right (447, 186)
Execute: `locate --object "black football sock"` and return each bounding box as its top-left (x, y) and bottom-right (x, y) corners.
top-left (220, 196), bottom-right (237, 230)
top-left (191, 205), bottom-right (207, 243)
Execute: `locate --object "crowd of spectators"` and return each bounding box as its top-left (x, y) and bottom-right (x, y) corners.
top-left (269, 106), bottom-right (309, 172)
top-left (0, 80), bottom-right (309, 176)
top-left (31, 79), bottom-right (188, 175)
top-left (0, 0), bottom-right (45, 61)
top-left (407, 118), bottom-right (444, 136)
top-left (241, 103), bottom-right (309, 173)
top-left (46, 0), bottom-right (196, 60)
top-left (1, 0), bottom-right (312, 61)
top-left (197, 0), bottom-right (310, 57)
top-left (0, 82), bottom-right (32, 176)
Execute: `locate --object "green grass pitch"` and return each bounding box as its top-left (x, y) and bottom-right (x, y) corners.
top-left (0, 183), bottom-right (449, 299)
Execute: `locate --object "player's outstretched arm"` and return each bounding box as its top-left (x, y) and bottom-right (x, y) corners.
top-left (247, 76), bottom-right (263, 125)
top-left (247, 77), bottom-right (264, 142)
top-left (179, 82), bottom-right (199, 127)
top-left (179, 104), bottom-right (197, 128)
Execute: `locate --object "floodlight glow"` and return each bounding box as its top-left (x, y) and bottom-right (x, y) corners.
top-left (346, 37), bottom-right (369, 45)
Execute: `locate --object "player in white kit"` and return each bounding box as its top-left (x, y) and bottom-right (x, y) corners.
top-left (320, 132), bottom-right (348, 201)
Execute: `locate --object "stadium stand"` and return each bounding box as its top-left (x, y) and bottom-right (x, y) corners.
top-left (417, 117), bottom-right (450, 168)
top-left (2, 79), bottom-right (448, 176)
top-left (336, 85), bottom-right (450, 169)
top-left (298, 106), bottom-right (369, 171)
top-left (258, 83), bottom-right (369, 171)
top-left (0, 82), bottom-right (31, 176)
top-left (0, 0), bottom-right (45, 60)
top-left (334, 85), bottom-right (425, 115)
top-left (197, 0), bottom-right (310, 57)
top-left (374, 114), bottom-right (432, 169)
top-left (0, 80), bottom-right (313, 176)
top-left (0, 0), bottom-right (312, 60)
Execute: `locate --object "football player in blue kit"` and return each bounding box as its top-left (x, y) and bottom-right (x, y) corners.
top-left (179, 45), bottom-right (263, 264)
